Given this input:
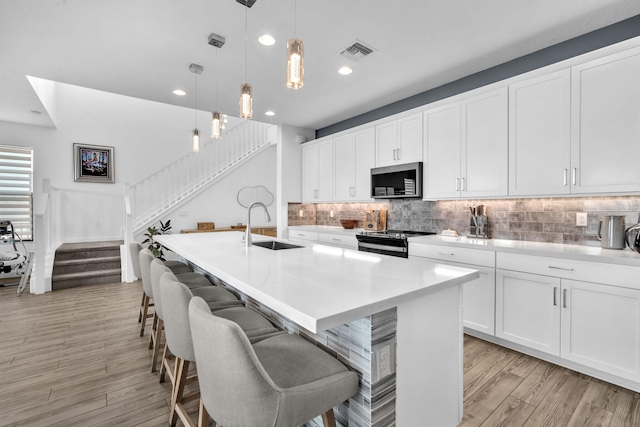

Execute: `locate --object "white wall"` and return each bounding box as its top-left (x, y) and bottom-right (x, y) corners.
top-left (151, 145), bottom-right (277, 236)
top-left (0, 80), bottom-right (276, 245)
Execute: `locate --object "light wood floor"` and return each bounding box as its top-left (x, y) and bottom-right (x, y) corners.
top-left (1, 281), bottom-right (639, 427)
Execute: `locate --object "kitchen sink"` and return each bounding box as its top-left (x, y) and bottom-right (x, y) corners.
top-left (252, 241), bottom-right (303, 250)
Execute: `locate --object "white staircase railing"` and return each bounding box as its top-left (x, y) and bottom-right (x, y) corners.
top-left (130, 120), bottom-right (276, 233)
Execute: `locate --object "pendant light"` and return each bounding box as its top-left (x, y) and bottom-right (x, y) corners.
top-left (286, 0), bottom-right (304, 89)
top-left (211, 47), bottom-right (222, 139)
top-left (239, 5), bottom-right (253, 118)
top-left (189, 63), bottom-right (203, 152)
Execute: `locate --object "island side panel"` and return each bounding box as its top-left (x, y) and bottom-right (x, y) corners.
top-left (395, 283), bottom-right (464, 427)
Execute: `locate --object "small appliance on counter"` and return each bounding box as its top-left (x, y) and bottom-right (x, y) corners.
top-left (625, 213), bottom-right (640, 253)
top-left (469, 205), bottom-right (489, 238)
top-left (598, 214), bottom-right (626, 249)
top-left (363, 210), bottom-right (387, 231)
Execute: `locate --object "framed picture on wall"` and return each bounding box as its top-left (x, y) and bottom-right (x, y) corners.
top-left (73, 143), bottom-right (115, 183)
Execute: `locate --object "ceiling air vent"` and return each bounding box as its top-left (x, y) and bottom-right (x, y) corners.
top-left (236, 0), bottom-right (257, 7)
top-left (338, 40), bottom-right (376, 62)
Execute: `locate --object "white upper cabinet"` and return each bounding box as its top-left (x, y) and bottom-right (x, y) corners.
top-left (334, 128), bottom-right (375, 201)
top-left (509, 70), bottom-right (571, 196)
top-left (302, 139), bottom-right (334, 203)
top-left (375, 113), bottom-right (423, 167)
top-left (461, 88), bottom-right (509, 198)
top-left (424, 103), bottom-right (461, 199)
top-left (424, 88), bottom-right (508, 199)
top-left (571, 46), bottom-right (640, 194)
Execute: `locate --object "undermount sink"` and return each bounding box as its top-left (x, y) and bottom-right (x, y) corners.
top-left (252, 241), bottom-right (303, 250)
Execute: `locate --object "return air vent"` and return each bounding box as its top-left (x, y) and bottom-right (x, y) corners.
top-left (338, 40), bottom-right (376, 62)
top-left (236, 0), bottom-right (257, 7)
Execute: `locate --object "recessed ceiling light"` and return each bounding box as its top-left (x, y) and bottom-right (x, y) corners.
top-left (258, 35), bottom-right (275, 46)
top-left (173, 89), bottom-right (186, 96)
top-left (338, 66), bottom-right (353, 75)
top-left (265, 111), bottom-right (275, 116)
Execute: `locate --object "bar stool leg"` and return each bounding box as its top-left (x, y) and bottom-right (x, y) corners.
top-left (138, 291), bottom-right (146, 323)
top-left (159, 341), bottom-right (171, 383)
top-left (321, 409), bottom-right (337, 427)
top-left (148, 312), bottom-right (158, 349)
top-left (198, 399), bottom-right (210, 427)
top-left (140, 295), bottom-right (151, 336)
top-left (150, 318), bottom-right (163, 373)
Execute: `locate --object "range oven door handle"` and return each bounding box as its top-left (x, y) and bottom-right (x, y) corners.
top-left (358, 242), bottom-right (407, 253)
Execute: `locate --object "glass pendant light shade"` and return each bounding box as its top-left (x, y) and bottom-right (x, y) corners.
top-left (192, 129), bottom-right (200, 152)
top-left (211, 112), bottom-right (222, 139)
top-left (286, 38), bottom-right (304, 89)
top-left (239, 83), bottom-right (253, 119)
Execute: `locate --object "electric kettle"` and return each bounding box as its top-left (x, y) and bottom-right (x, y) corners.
top-left (625, 213), bottom-right (640, 253)
top-left (598, 215), bottom-right (626, 250)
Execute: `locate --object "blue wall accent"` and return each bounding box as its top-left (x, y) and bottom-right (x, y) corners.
top-left (316, 14), bottom-right (640, 139)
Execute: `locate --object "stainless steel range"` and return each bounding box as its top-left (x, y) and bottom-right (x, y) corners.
top-left (356, 229), bottom-right (436, 258)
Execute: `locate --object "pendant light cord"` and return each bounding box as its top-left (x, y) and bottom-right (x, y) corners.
top-left (194, 71), bottom-right (198, 128)
top-left (245, 5), bottom-right (248, 83)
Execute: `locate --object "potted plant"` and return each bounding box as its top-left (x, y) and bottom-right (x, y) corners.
top-left (142, 219), bottom-right (172, 260)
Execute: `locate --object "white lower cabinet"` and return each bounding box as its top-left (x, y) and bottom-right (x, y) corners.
top-left (410, 243), bottom-right (495, 335)
top-left (497, 252), bottom-right (640, 383)
top-left (451, 261), bottom-right (495, 335)
top-left (288, 229), bottom-right (358, 250)
top-left (496, 269), bottom-right (561, 356)
top-left (318, 232), bottom-right (358, 249)
top-left (561, 279), bottom-right (640, 382)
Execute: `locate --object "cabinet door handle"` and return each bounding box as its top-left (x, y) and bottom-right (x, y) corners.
top-left (563, 288), bottom-right (567, 308)
top-left (397, 148), bottom-right (401, 160)
top-left (572, 167), bottom-right (576, 185)
top-left (553, 287), bottom-right (558, 306)
top-left (393, 149), bottom-right (397, 160)
top-left (438, 252), bottom-right (454, 256)
top-left (563, 169), bottom-right (568, 186)
top-left (461, 177), bottom-right (466, 192)
top-left (548, 265), bottom-right (574, 272)
top-left (456, 178), bottom-right (460, 191)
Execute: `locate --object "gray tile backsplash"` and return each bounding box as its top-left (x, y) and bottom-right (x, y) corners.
top-left (289, 196), bottom-right (640, 246)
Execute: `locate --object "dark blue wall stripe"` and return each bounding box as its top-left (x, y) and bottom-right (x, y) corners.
top-left (316, 14), bottom-right (640, 139)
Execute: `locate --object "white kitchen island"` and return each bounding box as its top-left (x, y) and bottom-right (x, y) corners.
top-left (156, 232), bottom-right (479, 427)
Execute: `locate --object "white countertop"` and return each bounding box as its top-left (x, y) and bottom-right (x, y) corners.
top-left (156, 232), bottom-right (479, 333)
top-left (408, 235), bottom-right (640, 267)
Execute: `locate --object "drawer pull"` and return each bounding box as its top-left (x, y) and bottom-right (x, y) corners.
top-left (332, 238), bottom-right (341, 241)
top-left (553, 287), bottom-right (558, 306)
top-left (563, 288), bottom-right (567, 308)
top-left (438, 252), bottom-right (454, 256)
top-left (548, 266), bottom-right (574, 272)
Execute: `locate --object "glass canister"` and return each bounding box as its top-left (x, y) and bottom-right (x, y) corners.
top-left (625, 213), bottom-right (640, 253)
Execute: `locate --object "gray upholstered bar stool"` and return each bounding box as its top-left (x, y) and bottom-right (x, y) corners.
top-left (130, 242), bottom-right (191, 329)
top-left (150, 259), bottom-right (242, 378)
top-left (189, 297), bottom-right (359, 427)
top-left (159, 275), bottom-right (282, 427)
top-left (140, 248), bottom-right (222, 372)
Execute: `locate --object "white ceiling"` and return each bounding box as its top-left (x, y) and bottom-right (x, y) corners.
top-left (2, 0), bottom-right (640, 131)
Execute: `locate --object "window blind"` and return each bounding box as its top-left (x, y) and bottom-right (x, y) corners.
top-left (0, 146), bottom-right (33, 240)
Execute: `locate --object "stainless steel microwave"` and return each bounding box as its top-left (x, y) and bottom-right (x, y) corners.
top-left (371, 162), bottom-right (422, 199)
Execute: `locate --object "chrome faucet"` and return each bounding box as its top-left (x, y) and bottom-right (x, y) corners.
top-left (245, 201), bottom-right (271, 247)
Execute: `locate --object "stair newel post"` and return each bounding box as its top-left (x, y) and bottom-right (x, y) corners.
top-left (122, 182), bottom-right (135, 283)
top-left (33, 178), bottom-right (52, 294)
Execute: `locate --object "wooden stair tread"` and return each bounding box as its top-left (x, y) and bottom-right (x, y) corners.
top-left (54, 256), bottom-right (121, 266)
top-left (56, 241), bottom-right (124, 253)
top-left (52, 268), bottom-right (121, 282)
